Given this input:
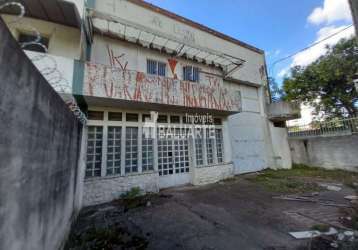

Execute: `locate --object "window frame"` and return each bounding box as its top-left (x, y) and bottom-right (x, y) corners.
top-left (183, 65), bottom-right (200, 82)
top-left (147, 59), bottom-right (167, 77)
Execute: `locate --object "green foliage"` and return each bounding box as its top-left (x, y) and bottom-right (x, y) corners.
top-left (311, 224), bottom-right (330, 232)
top-left (283, 38), bottom-right (358, 119)
top-left (120, 187), bottom-right (142, 199)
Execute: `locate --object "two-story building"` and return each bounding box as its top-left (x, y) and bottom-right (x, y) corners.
top-left (1, 0), bottom-right (297, 206)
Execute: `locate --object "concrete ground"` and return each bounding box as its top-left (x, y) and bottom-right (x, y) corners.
top-left (68, 176), bottom-right (355, 250)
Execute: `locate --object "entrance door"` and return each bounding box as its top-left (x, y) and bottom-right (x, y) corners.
top-left (157, 128), bottom-right (191, 188)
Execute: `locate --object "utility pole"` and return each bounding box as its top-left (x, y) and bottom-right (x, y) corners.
top-left (349, 0), bottom-right (358, 91)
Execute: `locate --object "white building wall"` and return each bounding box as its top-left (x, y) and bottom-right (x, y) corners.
top-left (93, 0), bottom-right (267, 86)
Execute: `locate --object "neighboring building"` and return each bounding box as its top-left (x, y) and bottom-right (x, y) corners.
top-left (1, 0), bottom-right (298, 206)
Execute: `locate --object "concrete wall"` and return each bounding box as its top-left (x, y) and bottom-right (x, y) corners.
top-left (192, 163), bottom-right (234, 186)
top-left (289, 134), bottom-right (358, 171)
top-left (83, 172), bottom-right (159, 206)
top-left (0, 18), bottom-right (83, 250)
top-left (270, 125), bottom-right (292, 169)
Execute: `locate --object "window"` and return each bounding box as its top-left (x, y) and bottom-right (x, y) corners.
top-left (206, 128), bottom-right (214, 164)
top-left (170, 116), bottom-right (180, 124)
top-left (183, 66), bottom-right (200, 82)
top-left (88, 111), bottom-right (104, 120)
top-left (126, 113), bottom-right (139, 122)
top-left (18, 33), bottom-right (49, 53)
top-left (125, 127), bottom-right (138, 173)
top-left (147, 59), bottom-right (166, 76)
top-left (215, 129), bottom-right (224, 163)
top-left (107, 127), bottom-right (121, 175)
top-left (157, 115), bottom-right (168, 123)
top-left (142, 128), bottom-right (154, 172)
top-left (108, 112), bottom-right (122, 121)
top-left (195, 129), bottom-right (204, 166)
top-left (86, 126), bottom-right (103, 177)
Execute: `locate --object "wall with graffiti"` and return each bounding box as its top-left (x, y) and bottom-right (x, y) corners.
top-left (93, 0), bottom-right (267, 86)
top-left (84, 62), bottom-right (242, 112)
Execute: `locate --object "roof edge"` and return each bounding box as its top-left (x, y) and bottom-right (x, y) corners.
top-left (127, 0), bottom-right (264, 54)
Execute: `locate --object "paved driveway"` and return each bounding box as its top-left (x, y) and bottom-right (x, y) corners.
top-left (69, 177), bottom-right (353, 250)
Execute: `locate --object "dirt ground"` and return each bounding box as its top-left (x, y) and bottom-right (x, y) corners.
top-left (66, 169), bottom-right (358, 250)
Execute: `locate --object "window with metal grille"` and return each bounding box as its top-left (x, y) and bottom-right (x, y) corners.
top-left (18, 33), bottom-right (49, 53)
top-left (125, 127), bottom-right (138, 173)
top-left (142, 128), bottom-right (154, 172)
top-left (215, 129), bottom-right (224, 163)
top-left (147, 59), bottom-right (166, 76)
top-left (206, 128), bottom-right (214, 164)
top-left (86, 126), bottom-right (103, 177)
top-left (183, 66), bottom-right (200, 82)
top-left (195, 129), bottom-right (204, 166)
top-left (107, 127), bottom-right (121, 176)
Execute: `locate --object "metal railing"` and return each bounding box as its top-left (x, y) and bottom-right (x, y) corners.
top-left (288, 117), bottom-right (358, 138)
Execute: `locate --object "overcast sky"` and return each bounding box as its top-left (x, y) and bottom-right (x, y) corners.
top-left (146, 0), bottom-right (355, 84)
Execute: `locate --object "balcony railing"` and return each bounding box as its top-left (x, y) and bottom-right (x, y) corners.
top-left (288, 117), bottom-right (358, 138)
top-left (83, 62), bottom-right (242, 112)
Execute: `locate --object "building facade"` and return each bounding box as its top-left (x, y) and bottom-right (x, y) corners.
top-left (1, 0), bottom-right (296, 206)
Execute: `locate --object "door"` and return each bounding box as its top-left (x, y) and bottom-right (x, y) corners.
top-left (157, 128), bottom-right (191, 188)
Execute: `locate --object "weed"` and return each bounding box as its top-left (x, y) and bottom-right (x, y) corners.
top-left (311, 224), bottom-right (330, 232)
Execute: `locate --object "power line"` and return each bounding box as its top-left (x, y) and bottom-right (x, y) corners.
top-left (269, 24), bottom-right (354, 76)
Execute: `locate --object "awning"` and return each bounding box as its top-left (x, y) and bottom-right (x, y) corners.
top-left (89, 10), bottom-right (246, 72)
top-left (0, 0), bottom-right (81, 28)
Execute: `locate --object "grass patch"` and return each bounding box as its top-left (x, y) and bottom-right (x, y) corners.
top-left (311, 224), bottom-right (330, 232)
top-left (246, 164), bottom-right (358, 194)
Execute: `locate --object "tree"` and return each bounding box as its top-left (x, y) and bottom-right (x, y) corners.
top-left (282, 38), bottom-right (358, 118)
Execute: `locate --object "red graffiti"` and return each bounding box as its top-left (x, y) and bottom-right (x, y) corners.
top-left (84, 62), bottom-right (241, 112)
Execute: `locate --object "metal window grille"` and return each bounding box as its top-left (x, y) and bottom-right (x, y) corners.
top-left (125, 127), bottom-right (138, 173)
top-left (158, 62), bottom-right (166, 76)
top-left (147, 59), bottom-right (166, 76)
top-left (147, 59), bottom-right (157, 75)
top-left (215, 129), bottom-right (224, 163)
top-left (183, 66), bottom-right (199, 82)
top-left (192, 67), bottom-right (199, 82)
top-left (206, 128), bottom-right (214, 164)
top-left (195, 129), bottom-right (204, 166)
top-left (86, 126), bottom-right (103, 177)
top-left (106, 127), bottom-right (121, 175)
top-left (142, 128), bottom-right (154, 172)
